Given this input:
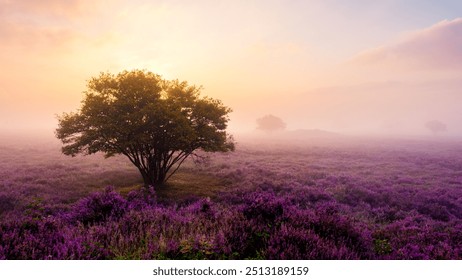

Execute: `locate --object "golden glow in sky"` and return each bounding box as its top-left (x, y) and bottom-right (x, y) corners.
top-left (1, 0), bottom-right (462, 135)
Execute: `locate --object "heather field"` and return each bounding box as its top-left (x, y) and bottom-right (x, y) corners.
top-left (1, 135), bottom-right (462, 260)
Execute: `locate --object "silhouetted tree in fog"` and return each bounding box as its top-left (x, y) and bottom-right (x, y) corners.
top-left (425, 120), bottom-right (447, 135)
top-left (56, 70), bottom-right (234, 188)
top-left (256, 114), bottom-right (286, 132)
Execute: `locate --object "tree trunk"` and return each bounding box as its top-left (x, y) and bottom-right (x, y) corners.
top-left (140, 170), bottom-right (153, 188)
top-left (139, 168), bottom-right (167, 188)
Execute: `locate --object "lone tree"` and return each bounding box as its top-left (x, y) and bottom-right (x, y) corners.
top-left (56, 70), bottom-right (234, 187)
top-left (256, 114), bottom-right (286, 132)
top-left (425, 120), bottom-right (447, 135)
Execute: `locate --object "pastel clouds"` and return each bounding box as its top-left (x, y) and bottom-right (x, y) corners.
top-left (351, 18), bottom-right (462, 73)
top-left (0, 0), bottom-right (461, 134)
top-left (0, 0), bottom-right (106, 19)
top-left (0, 0), bottom-right (118, 51)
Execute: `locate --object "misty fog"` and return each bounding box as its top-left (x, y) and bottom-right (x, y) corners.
top-left (228, 79), bottom-right (462, 137)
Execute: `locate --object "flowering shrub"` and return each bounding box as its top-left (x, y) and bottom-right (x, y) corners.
top-left (0, 184), bottom-right (461, 259)
top-left (1, 139), bottom-right (461, 259)
top-left (69, 187), bottom-right (128, 225)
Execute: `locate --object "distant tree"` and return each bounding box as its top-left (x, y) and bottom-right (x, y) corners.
top-left (425, 120), bottom-right (447, 135)
top-left (256, 114), bottom-right (286, 132)
top-left (56, 70), bottom-right (234, 188)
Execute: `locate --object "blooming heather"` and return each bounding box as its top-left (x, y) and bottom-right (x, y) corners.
top-left (0, 139), bottom-right (461, 259)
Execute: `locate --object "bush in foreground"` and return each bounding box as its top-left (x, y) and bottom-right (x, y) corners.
top-left (1, 186), bottom-right (460, 260)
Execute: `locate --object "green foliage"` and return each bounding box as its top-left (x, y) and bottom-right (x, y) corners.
top-left (56, 70), bottom-right (234, 187)
top-left (256, 114), bottom-right (286, 132)
top-left (373, 238), bottom-right (393, 255)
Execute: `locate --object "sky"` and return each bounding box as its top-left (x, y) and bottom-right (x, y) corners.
top-left (1, 0), bottom-right (461, 136)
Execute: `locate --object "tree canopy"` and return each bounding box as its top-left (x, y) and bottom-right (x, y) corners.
top-left (56, 70), bottom-right (234, 187)
top-left (256, 114), bottom-right (286, 132)
top-left (425, 120), bottom-right (447, 135)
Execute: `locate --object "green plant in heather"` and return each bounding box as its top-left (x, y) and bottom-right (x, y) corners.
top-left (56, 70), bottom-right (234, 187)
top-left (373, 238), bottom-right (393, 255)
